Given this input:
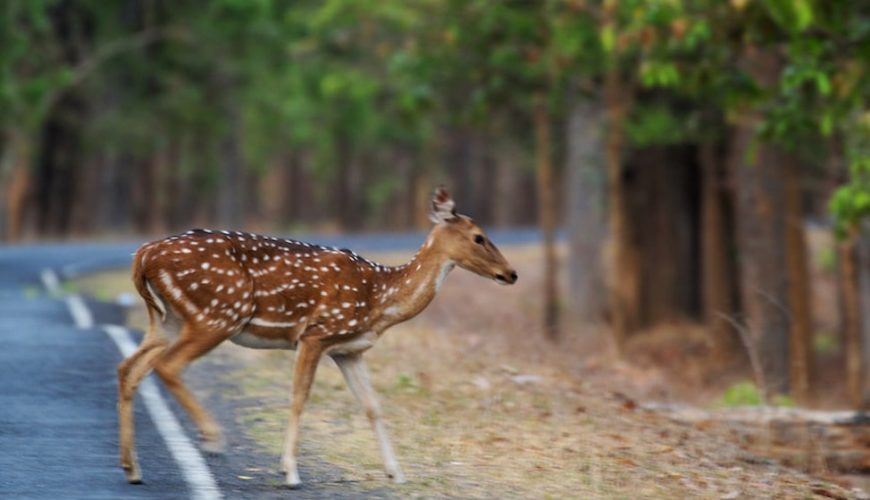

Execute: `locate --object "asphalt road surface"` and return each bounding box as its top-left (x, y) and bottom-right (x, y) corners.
top-left (0, 229), bottom-right (541, 499)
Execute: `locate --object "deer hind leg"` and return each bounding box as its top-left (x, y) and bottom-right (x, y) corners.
top-left (333, 353), bottom-right (405, 483)
top-left (153, 323), bottom-right (229, 453)
top-left (117, 310), bottom-right (169, 483)
top-left (281, 338), bottom-right (323, 488)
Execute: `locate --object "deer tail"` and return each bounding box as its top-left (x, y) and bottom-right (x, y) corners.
top-left (132, 245), bottom-right (166, 322)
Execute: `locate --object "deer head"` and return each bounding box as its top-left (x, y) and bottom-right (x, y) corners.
top-left (428, 187), bottom-right (518, 285)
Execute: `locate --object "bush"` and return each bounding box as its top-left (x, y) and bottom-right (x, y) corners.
top-left (718, 381), bottom-right (763, 407)
top-left (717, 381), bottom-right (796, 408)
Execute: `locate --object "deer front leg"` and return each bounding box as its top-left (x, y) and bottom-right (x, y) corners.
top-left (333, 353), bottom-right (405, 483)
top-left (281, 338), bottom-right (323, 488)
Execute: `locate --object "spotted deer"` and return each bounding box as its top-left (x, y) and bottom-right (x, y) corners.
top-left (117, 187), bottom-right (517, 487)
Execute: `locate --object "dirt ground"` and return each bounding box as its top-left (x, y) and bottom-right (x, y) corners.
top-left (76, 243), bottom-right (863, 499)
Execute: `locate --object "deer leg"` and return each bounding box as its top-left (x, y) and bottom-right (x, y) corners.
top-left (153, 326), bottom-right (228, 453)
top-left (281, 338), bottom-right (323, 488)
top-left (117, 309), bottom-right (170, 484)
top-left (117, 338), bottom-right (167, 483)
top-left (333, 353), bottom-right (405, 483)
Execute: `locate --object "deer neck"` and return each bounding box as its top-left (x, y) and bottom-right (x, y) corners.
top-left (372, 233), bottom-right (454, 330)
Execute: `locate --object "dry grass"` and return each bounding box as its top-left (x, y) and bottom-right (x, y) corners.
top-left (76, 244), bottom-right (854, 499)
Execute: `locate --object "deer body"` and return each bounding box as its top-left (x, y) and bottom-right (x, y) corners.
top-left (117, 189), bottom-right (517, 488)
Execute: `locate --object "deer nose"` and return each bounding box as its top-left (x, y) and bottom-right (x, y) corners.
top-left (509, 271), bottom-right (518, 283)
top-left (496, 270), bottom-right (518, 284)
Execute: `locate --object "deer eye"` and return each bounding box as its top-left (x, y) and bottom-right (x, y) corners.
top-left (474, 234), bottom-right (485, 245)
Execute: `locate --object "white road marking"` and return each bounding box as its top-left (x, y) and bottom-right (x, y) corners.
top-left (66, 295), bottom-right (94, 329)
top-left (43, 268), bottom-right (94, 329)
top-left (40, 268), bottom-right (62, 295)
top-left (105, 325), bottom-right (222, 500)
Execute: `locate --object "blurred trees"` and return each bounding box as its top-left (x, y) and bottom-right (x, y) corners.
top-left (1, 0), bottom-right (869, 404)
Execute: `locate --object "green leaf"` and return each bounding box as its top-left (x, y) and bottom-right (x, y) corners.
top-left (820, 111), bottom-right (834, 136)
top-left (815, 73), bottom-right (831, 96)
top-left (765, 0), bottom-right (814, 33)
top-left (600, 25), bottom-right (615, 54)
top-left (792, 0), bottom-right (814, 31)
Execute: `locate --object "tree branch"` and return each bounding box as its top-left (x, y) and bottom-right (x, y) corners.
top-left (716, 312), bottom-right (768, 405)
top-left (38, 28), bottom-right (183, 117)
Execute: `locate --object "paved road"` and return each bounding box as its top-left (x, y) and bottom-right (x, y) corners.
top-left (0, 244), bottom-right (190, 499)
top-left (0, 229), bottom-right (542, 499)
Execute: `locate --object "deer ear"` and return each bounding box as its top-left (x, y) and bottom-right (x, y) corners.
top-left (429, 186), bottom-right (457, 224)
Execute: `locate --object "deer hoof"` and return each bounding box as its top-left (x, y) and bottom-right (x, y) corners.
top-left (285, 469), bottom-right (302, 489)
top-left (121, 453), bottom-right (142, 484)
top-left (386, 469), bottom-right (406, 484)
top-left (201, 434), bottom-right (226, 454)
top-left (122, 463), bottom-right (142, 484)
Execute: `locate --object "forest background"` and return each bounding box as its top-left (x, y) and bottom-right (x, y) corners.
top-left (2, 0), bottom-right (870, 409)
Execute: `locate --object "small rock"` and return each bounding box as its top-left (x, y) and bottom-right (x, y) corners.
top-left (511, 374), bottom-right (543, 385)
top-left (472, 376), bottom-right (491, 391)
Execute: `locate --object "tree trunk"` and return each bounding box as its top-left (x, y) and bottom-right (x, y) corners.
top-left (218, 98), bottom-right (244, 229)
top-left (700, 140), bottom-right (738, 358)
top-left (565, 96), bottom-right (607, 322)
top-left (784, 155), bottom-right (813, 404)
top-left (474, 131), bottom-right (496, 226)
top-left (826, 135), bottom-right (850, 344)
top-left (334, 134), bottom-right (364, 231)
top-left (855, 226), bottom-right (870, 409)
top-left (629, 145), bottom-right (702, 326)
top-left (0, 132), bottom-right (33, 241)
top-left (283, 151), bottom-right (306, 226)
top-left (840, 227), bottom-right (863, 408)
top-left (733, 47), bottom-right (790, 397)
top-left (842, 224), bottom-right (870, 409)
top-left (534, 94), bottom-right (559, 339)
top-left (413, 143), bottom-right (434, 230)
top-left (604, 67), bottom-right (638, 351)
top-left (493, 138), bottom-right (518, 228)
top-left (446, 127), bottom-right (475, 211)
top-left (97, 147), bottom-right (130, 233)
top-left (733, 135), bottom-right (790, 397)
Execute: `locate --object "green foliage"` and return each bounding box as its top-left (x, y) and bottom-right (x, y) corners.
top-left (830, 122), bottom-right (870, 235)
top-left (717, 381), bottom-right (795, 407)
top-left (718, 381), bottom-right (763, 407)
top-left (764, 0), bottom-right (814, 34)
top-left (771, 394), bottom-right (795, 407)
top-left (626, 104), bottom-right (688, 147)
top-left (1, 0), bottom-right (868, 230)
